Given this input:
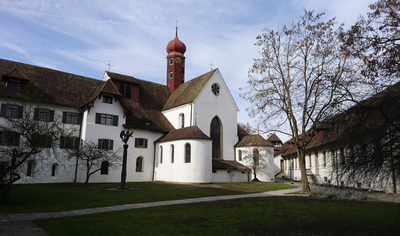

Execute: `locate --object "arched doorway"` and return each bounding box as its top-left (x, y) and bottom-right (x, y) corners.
top-left (210, 116), bottom-right (222, 159)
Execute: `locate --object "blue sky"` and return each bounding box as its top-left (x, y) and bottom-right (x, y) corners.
top-left (0, 0), bottom-right (374, 141)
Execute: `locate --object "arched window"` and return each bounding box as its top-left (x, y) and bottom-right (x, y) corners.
top-left (238, 150), bottom-right (242, 161)
top-left (185, 143), bottom-right (191, 163)
top-left (136, 157), bottom-right (143, 172)
top-left (101, 161), bottom-right (109, 175)
top-left (160, 146), bottom-right (163, 164)
top-left (253, 148), bottom-right (259, 166)
top-left (169, 71), bottom-right (173, 79)
top-left (126, 86), bottom-right (131, 99)
top-left (51, 163), bottom-right (58, 177)
top-left (179, 113), bottom-right (184, 128)
top-left (169, 57), bottom-right (174, 65)
top-left (171, 144), bottom-right (175, 163)
top-left (210, 117), bottom-right (221, 159)
top-left (119, 84), bottom-right (125, 98)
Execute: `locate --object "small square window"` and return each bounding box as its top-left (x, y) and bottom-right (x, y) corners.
top-left (101, 114), bottom-right (113, 125)
top-left (103, 96), bottom-right (113, 104)
top-left (39, 109), bottom-right (50, 121)
top-left (7, 82), bottom-right (21, 93)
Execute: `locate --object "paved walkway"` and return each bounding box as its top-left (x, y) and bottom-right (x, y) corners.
top-left (1, 179), bottom-right (399, 236)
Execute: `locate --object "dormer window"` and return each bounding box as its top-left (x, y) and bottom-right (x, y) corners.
top-left (103, 95), bottom-right (113, 104)
top-left (7, 82), bottom-right (21, 93)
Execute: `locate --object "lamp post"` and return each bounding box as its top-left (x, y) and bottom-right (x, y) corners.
top-left (119, 130), bottom-right (133, 189)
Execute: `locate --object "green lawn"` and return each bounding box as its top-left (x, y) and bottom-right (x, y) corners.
top-left (36, 197), bottom-right (400, 236)
top-left (0, 181), bottom-right (295, 213)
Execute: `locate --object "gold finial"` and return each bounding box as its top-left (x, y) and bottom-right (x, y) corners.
top-left (175, 20), bottom-right (178, 35)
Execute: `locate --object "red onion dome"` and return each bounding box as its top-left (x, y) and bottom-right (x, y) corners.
top-left (166, 34), bottom-right (186, 55)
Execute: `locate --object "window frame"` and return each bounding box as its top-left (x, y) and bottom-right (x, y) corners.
top-left (7, 82), bottom-right (22, 93)
top-left (136, 156), bottom-right (143, 172)
top-left (185, 143), bottom-right (191, 163)
top-left (100, 161), bottom-right (109, 175)
top-left (135, 138), bottom-right (148, 148)
top-left (103, 95), bottom-right (113, 104)
top-left (0, 131), bottom-right (20, 146)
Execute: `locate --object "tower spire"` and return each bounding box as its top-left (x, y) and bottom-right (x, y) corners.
top-left (175, 20), bottom-right (178, 36)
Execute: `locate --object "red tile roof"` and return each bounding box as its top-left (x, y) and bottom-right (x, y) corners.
top-left (212, 159), bottom-right (250, 171)
top-left (163, 69), bottom-right (216, 111)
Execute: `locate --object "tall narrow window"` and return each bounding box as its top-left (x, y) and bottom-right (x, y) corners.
top-left (101, 161), bottom-right (109, 175)
top-left (160, 146), bottom-right (163, 164)
top-left (331, 150), bottom-right (336, 166)
top-left (51, 163), bottom-right (58, 177)
top-left (169, 57), bottom-right (174, 65)
top-left (27, 161), bottom-right (34, 177)
top-left (323, 151), bottom-right (326, 167)
top-left (185, 143), bottom-right (191, 163)
top-left (171, 145), bottom-right (175, 163)
top-left (136, 157), bottom-right (143, 172)
top-left (126, 86), bottom-right (131, 99)
top-left (309, 154), bottom-right (312, 167)
top-left (210, 117), bottom-right (221, 159)
top-left (238, 150), bottom-right (242, 161)
top-left (253, 148), bottom-right (259, 165)
top-left (169, 71), bottom-right (173, 79)
top-left (119, 84), bottom-right (125, 98)
top-left (179, 113), bottom-right (184, 128)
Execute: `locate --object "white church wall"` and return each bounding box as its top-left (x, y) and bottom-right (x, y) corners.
top-left (0, 99), bottom-right (82, 184)
top-left (154, 139), bottom-right (212, 183)
top-left (235, 146), bottom-right (275, 182)
top-left (212, 169), bottom-right (249, 182)
top-left (162, 103), bottom-right (192, 129)
top-left (193, 70), bottom-right (239, 161)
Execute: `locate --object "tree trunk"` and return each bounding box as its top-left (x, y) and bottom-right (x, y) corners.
top-left (297, 148), bottom-right (310, 193)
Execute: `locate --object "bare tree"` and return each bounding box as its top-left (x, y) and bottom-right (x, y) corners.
top-left (242, 147), bottom-right (269, 182)
top-left (341, 0), bottom-right (400, 84)
top-left (226, 165), bottom-right (236, 183)
top-left (241, 10), bottom-right (360, 192)
top-left (69, 141), bottom-right (122, 184)
top-left (0, 104), bottom-right (77, 196)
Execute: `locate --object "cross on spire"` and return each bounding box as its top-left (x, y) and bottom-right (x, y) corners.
top-left (176, 20), bottom-right (178, 35)
top-left (209, 61), bottom-right (214, 70)
top-left (104, 60), bottom-right (114, 71)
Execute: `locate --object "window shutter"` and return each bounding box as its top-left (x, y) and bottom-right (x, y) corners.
top-left (46, 136), bottom-right (52, 148)
top-left (110, 140), bottom-right (114, 150)
top-left (74, 138), bottom-right (80, 150)
top-left (113, 115), bottom-right (118, 126)
top-left (60, 137), bottom-right (65, 149)
top-left (0, 104), bottom-right (5, 117)
top-left (98, 139), bottom-right (102, 149)
top-left (95, 113), bottom-right (101, 124)
top-left (0, 132), bottom-right (2, 145)
top-left (135, 138), bottom-right (138, 147)
top-left (76, 114), bottom-right (83, 125)
top-left (49, 110), bottom-right (55, 122)
top-left (17, 106), bottom-right (23, 118)
top-left (14, 133), bottom-right (20, 146)
top-left (62, 112), bottom-right (67, 123)
top-left (33, 108), bottom-right (39, 120)
top-left (144, 139), bottom-right (148, 148)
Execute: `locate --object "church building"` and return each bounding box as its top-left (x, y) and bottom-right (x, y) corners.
top-left (0, 30), bottom-right (276, 184)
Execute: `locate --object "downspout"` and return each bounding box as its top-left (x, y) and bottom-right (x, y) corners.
top-left (190, 102), bottom-right (193, 126)
top-left (73, 113), bottom-right (83, 183)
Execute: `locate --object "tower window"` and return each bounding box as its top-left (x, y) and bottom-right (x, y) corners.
top-left (119, 84), bottom-right (125, 98)
top-left (169, 57), bottom-right (174, 65)
top-left (181, 73), bottom-right (184, 82)
top-left (182, 59), bottom-right (185, 67)
top-left (169, 71), bottom-right (173, 79)
top-left (126, 86), bottom-right (131, 99)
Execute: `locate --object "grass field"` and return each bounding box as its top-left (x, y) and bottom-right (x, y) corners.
top-left (0, 181), bottom-right (295, 213)
top-left (35, 196), bottom-right (400, 236)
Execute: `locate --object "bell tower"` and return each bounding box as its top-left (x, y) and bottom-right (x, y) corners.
top-left (166, 27), bottom-right (186, 93)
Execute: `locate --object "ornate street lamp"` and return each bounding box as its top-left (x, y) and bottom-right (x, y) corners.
top-left (119, 130), bottom-right (133, 189)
